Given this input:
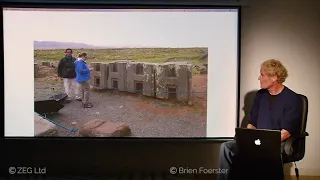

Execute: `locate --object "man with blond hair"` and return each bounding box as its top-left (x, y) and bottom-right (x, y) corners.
top-left (217, 59), bottom-right (302, 180)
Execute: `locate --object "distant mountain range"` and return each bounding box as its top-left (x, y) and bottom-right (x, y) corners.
top-left (34, 41), bottom-right (161, 49)
top-left (34, 41), bottom-right (111, 49)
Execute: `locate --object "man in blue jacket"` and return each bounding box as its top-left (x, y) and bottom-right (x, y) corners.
top-left (217, 59), bottom-right (302, 180)
top-left (75, 52), bottom-right (93, 108)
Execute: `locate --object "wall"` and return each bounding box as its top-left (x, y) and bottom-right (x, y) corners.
top-left (240, 0), bottom-right (320, 176)
top-left (21, 0), bottom-right (320, 176)
top-left (89, 61), bottom-right (193, 103)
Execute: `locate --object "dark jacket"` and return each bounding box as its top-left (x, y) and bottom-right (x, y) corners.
top-left (57, 56), bottom-right (77, 78)
top-left (248, 86), bottom-right (302, 136)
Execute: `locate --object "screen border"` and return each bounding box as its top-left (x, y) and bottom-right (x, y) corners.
top-left (0, 1), bottom-right (241, 141)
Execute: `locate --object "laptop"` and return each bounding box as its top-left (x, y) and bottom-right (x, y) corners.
top-left (235, 128), bottom-right (283, 166)
top-left (232, 128), bottom-right (284, 180)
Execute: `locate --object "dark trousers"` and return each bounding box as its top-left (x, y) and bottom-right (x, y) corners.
top-left (217, 140), bottom-right (285, 180)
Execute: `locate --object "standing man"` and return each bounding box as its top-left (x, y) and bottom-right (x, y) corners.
top-left (75, 52), bottom-right (93, 108)
top-left (57, 48), bottom-right (81, 102)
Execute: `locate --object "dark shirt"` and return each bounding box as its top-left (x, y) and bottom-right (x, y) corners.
top-left (248, 86), bottom-right (302, 135)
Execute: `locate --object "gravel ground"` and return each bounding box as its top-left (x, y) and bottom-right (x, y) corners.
top-left (35, 66), bottom-right (207, 137)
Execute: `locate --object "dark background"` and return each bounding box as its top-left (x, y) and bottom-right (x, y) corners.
top-left (2, 0), bottom-right (320, 178)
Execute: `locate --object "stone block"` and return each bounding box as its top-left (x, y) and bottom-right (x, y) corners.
top-left (200, 66), bottom-right (207, 74)
top-left (90, 62), bottom-right (109, 89)
top-left (155, 62), bottom-right (192, 102)
top-left (108, 61), bottom-right (130, 91)
top-left (126, 62), bottom-right (156, 96)
top-left (79, 119), bottom-right (131, 137)
top-left (50, 62), bottom-right (59, 68)
top-left (34, 63), bottom-right (39, 78)
top-left (42, 61), bottom-right (51, 66)
top-left (34, 112), bottom-right (56, 136)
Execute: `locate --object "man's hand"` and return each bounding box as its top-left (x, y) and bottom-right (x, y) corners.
top-left (89, 67), bottom-right (94, 71)
top-left (247, 124), bottom-right (256, 129)
top-left (281, 129), bottom-right (291, 142)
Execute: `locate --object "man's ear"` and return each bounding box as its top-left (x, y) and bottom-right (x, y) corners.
top-left (271, 76), bottom-right (278, 83)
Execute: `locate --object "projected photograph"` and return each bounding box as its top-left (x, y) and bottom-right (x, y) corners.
top-left (3, 7), bottom-right (239, 138)
top-left (34, 42), bottom-right (208, 137)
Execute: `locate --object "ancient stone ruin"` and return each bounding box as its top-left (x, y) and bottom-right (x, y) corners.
top-left (155, 62), bottom-right (192, 102)
top-left (36, 60), bottom-right (194, 103)
top-left (34, 61), bottom-right (59, 78)
top-left (90, 61), bottom-right (193, 103)
top-left (126, 62), bottom-right (156, 97)
top-left (41, 61), bottom-right (58, 68)
top-left (34, 63), bottom-right (39, 78)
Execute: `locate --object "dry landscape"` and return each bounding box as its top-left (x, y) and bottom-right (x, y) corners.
top-left (34, 48), bottom-right (208, 137)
